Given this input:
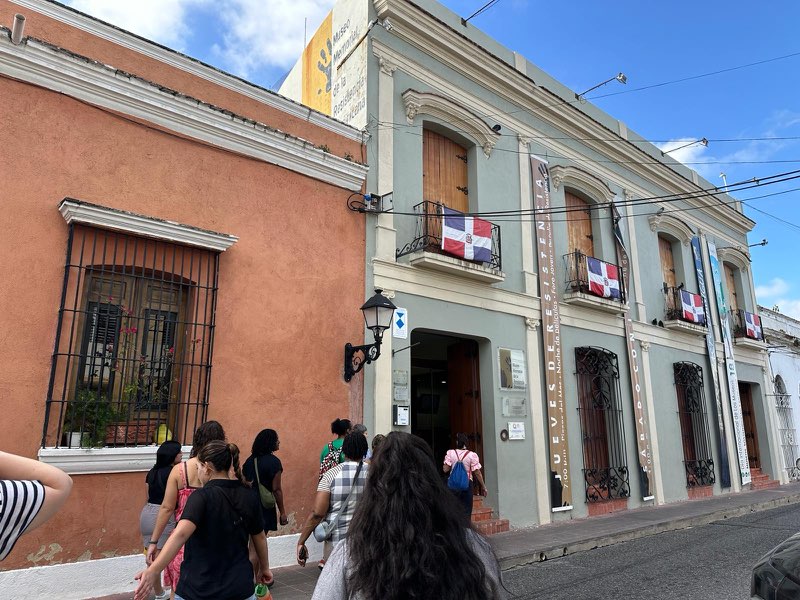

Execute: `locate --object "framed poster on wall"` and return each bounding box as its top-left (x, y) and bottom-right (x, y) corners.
top-left (498, 348), bottom-right (527, 390)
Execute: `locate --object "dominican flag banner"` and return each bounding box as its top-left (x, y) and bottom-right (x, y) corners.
top-left (586, 256), bottom-right (621, 300)
top-left (681, 289), bottom-right (706, 325)
top-left (441, 206), bottom-right (492, 263)
top-left (745, 311), bottom-right (762, 340)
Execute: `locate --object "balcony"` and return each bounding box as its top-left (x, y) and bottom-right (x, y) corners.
top-left (395, 201), bottom-right (504, 283)
top-left (662, 286), bottom-right (707, 335)
top-left (732, 308), bottom-right (766, 350)
top-left (561, 251), bottom-right (628, 314)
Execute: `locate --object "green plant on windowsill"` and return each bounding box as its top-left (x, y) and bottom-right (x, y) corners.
top-left (63, 388), bottom-right (120, 448)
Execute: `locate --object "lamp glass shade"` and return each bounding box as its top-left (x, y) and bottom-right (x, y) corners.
top-left (360, 290), bottom-right (397, 333)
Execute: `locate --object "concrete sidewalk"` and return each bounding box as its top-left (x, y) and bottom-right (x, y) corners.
top-left (89, 483), bottom-right (800, 599)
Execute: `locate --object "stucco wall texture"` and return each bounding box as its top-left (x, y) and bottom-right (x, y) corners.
top-left (0, 58), bottom-right (365, 567)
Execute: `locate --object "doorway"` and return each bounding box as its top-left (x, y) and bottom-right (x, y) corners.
top-left (410, 331), bottom-right (483, 474)
top-left (739, 382), bottom-right (760, 470)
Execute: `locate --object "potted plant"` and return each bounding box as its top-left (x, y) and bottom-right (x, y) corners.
top-left (63, 388), bottom-right (119, 448)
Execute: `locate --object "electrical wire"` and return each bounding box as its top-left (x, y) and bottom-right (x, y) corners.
top-left (463, 0), bottom-right (501, 23)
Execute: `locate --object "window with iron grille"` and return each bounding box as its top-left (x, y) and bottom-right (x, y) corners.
top-left (674, 362), bottom-right (715, 488)
top-left (575, 347), bottom-right (630, 502)
top-left (43, 224), bottom-right (218, 449)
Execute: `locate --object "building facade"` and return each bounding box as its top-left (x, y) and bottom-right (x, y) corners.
top-left (0, 0), bottom-right (367, 594)
top-left (280, 0), bottom-right (783, 528)
top-left (760, 306), bottom-right (800, 481)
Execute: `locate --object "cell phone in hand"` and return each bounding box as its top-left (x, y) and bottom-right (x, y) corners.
top-left (299, 546), bottom-right (308, 560)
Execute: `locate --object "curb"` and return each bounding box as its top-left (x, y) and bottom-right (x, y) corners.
top-left (498, 492), bottom-right (800, 571)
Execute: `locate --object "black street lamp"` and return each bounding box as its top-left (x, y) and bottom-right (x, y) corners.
top-left (344, 289), bottom-right (397, 382)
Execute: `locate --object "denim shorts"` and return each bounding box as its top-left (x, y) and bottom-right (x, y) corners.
top-left (175, 595), bottom-right (256, 600)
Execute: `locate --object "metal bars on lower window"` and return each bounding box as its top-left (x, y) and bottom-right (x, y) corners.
top-left (42, 224), bottom-right (219, 449)
top-left (674, 362), bottom-right (715, 488)
top-left (575, 347), bottom-right (630, 503)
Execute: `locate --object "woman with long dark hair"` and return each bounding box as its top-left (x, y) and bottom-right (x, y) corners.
top-left (139, 440), bottom-right (182, 599)
top-left (134, 440), bottom-right (272, 600)
top-left (243, 429), bottom-right (288, 532)
top-left (312, 431), bottom-right (505, 599)
top-left (318, 418), bottom-right (351, 480)
top-left (146, 420), bottom-right (226, 599)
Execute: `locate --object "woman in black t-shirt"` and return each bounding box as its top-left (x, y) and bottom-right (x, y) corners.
top-left (134, 441), bottom-right (273, 600)
top-left (242, 429), bottom-right (287, 532)
top-left (139, 440), bottom-right (182, 600)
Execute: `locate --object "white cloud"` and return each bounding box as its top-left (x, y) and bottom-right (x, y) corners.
top-left (756, 277), bottom-right (791, 300)
top-left (65, 0), bottom-right (206, 49)
top-left (770, 299), bottom-right (800, 321)
top-left (213, 0), bottom-right (336, 78)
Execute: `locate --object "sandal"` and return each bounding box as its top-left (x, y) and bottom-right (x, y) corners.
top-left (318, 558), bottom-right (326, 570)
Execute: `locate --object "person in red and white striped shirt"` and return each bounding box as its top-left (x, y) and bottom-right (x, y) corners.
top-left (0, 451), bottom-right (73, 561)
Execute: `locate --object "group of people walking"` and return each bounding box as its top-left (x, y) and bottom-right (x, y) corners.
top-left (135, 421), bottom-right (283, 600)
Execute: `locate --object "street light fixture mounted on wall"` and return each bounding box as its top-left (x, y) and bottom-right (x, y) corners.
top-left (343, 289), bottom-right (397, 382)
top-left (661, 138), bottom-right (708, 156)
top-left (748, 239), bottom-right (768, 248)
top-left (575, 72), bottom-right (627, 100)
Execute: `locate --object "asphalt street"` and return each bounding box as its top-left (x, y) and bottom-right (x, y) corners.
top-left (502, 502), bottom-right (800, 600)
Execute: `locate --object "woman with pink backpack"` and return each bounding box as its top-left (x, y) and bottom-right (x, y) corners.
top-left (443, 432), bottom-right (488, 523)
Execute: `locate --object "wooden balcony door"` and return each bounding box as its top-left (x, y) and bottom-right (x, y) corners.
top-left (423, 129), bottom-right (469, 213)
top-left (565, 192), bottom-right (594, 257)
top-left (724, 264), bottom-right (739, 314)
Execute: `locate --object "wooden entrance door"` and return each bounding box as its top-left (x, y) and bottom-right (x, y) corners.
top-left (739, 382), bottom-right (760, 470)
top-left (447, 340), bottom-right (484, 472)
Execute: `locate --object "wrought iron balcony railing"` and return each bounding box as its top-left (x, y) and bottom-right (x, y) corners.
top-left (731, 308), bottom-right (764, 341)
top-left (563, 251), bottom-right (626, 303)
top-left (664, 286), bottom-right (707, 326)
top-left (395, 201), bottom-right (501, 270)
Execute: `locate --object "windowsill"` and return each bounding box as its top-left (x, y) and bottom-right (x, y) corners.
top-left (662, 319), bottom-right (707, 336)
top-left (407, 250), bottom-right (505, 283)
top-left (734, 336), bottom-right (767, 351)
top-left (38, 445), bottom-right (192, 475)
top-left (561, 290), bottom-right (628, 314)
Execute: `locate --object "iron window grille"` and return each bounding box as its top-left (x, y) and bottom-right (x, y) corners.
top-left (575, 347), bottom-right (630, 503)
top-left (673, 362), bottom-right (715, 488)
top-left (42, 224), bottom-right (219, 449)
top-left (663, 286), bottom-right (707, 326)
top-left (774, 376), bottom-right (800, 480)
top-left (563, 250), bottom-right (626, 303)
top-left (395, 201), bottom-right (502, 270)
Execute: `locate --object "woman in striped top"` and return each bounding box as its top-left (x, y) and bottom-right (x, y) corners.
top-left (0, 450), bottom-right (73, 561)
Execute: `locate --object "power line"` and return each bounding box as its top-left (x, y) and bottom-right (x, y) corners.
top-left (462, 0), bottom-right (501, 24)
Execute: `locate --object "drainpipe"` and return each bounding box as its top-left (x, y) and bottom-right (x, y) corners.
top-left (11, 13), bottom-right (25, 45)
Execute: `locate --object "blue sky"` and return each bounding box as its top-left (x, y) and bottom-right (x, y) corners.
top-left (64, 0), bottom-right (800, 316)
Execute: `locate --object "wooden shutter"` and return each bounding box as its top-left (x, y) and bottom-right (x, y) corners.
top-left (658, 236), bottom-right (677, 288)
top-left (565, 192), bottom-right (594, 257)
top-left (724, 264), bottom-right (739, 313)
top-left (423, 129), bottom-right (468, 213)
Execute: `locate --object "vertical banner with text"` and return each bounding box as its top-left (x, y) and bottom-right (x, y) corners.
top-left (530, 155), bottom-right (572, 509)
top-left (611, 203), bottom-right (653, 500)
top-left (707, 240), bottom-right (751, 485)
top-left (691, 237), bottom-right (732, 488)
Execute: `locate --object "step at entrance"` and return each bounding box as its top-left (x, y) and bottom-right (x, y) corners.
top-left (749, 467), bottom-right (780, 490)
top-left (471, 496), bottom-right (509, 536)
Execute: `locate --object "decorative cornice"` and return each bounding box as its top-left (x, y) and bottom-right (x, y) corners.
top-left (525, 318), bottom-right (540, 330)
top-left (717, 246), bottom-right (751, 272)
top-left (640, 340), bottom-right (651, 352)
top-left (378, 55), bottom-right (398, 77)
top-left (648, 211), bottom-right (695, 246)
top-left (401, 89), bottom-right (500, 157)
top-left (518, 135), bottom-right (531, 149)
top-left (368, 6), bottom-right (755, 236)
top-left (549, 165), bottom-right (615, 202)
top-left (9, 0), bottom-right (363, 141)
top-left (59, 198), bottom-right (238, 252)
top-left (0, 34), bottom-right (368, 192)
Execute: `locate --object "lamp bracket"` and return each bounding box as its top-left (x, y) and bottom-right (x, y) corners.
top-left (344, 341), bottom-right (382, 382)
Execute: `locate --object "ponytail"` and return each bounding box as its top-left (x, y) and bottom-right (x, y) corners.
top-left (197, 440), bottom-right (250, 487)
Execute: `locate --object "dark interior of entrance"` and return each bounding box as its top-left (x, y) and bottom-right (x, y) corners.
top-left (410, 331), bottom-right (483, 474)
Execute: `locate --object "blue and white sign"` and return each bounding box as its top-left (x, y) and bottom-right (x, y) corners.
top-left (392, 307), bottom-right (408, 339)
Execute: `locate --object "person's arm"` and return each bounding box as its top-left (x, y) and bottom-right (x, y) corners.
top-left (251, 531), bottom-right (273, 584)
top-left (146, 464), bottom-right (180, 563)
top-left (272, 471), bottom-right (288, 526)
top-left (134, 519), bottom-right (196, 600)
top-left (0, 451), bottom-right (73, 532)
top-left (296, 490), bottom-right (330, 566)
top-left (443, 450), bottom-right (453, 474)
top-left (473, 468), bottom-right (488, 496)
